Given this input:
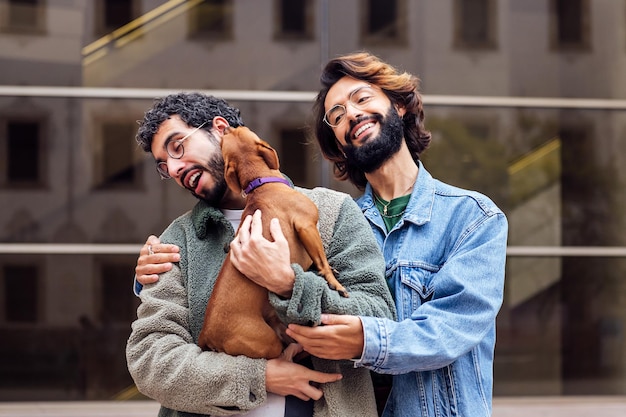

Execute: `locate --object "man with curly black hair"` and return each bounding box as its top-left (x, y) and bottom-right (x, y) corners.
top-left (126, 92), bottom-right (396, 417)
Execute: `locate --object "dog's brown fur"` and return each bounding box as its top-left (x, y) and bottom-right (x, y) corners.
top-left (197, 126), bottom-right (348, 359)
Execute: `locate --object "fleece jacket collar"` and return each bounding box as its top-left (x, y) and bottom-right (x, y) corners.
top-left (191, 200), bottom-right (234, 239)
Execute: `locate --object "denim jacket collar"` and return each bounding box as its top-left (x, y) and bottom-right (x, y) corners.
top-left (360, 160), bottom-right (435, 230)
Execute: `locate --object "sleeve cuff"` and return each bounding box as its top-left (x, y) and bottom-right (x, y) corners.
top-left (268, 263), bottom-right (324, 326)
top-left (133, 275), bottom-right (143, 297)
top-left (353, 316), bottom-right (389, 369)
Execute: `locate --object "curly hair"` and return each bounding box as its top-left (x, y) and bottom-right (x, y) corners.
top-left (312, 52), bottom-right (432, 189)
top-left (136, 92), bottom-right (245, 153)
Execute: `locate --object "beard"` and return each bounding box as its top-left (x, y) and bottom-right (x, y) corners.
top-left (343, 104), bottom-right (404, 173)
top-left (194, 157), bottom-right (227, 206)
top-left (190, 137), bottom-right (228, 206)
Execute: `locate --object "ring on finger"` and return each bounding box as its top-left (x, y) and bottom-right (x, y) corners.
top-left (148, 245), bottom-right (154, 255)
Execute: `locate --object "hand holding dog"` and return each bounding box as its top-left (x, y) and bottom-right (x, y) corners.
top-left (286, 314), bottom-right (365, 360)
top-left (266, 343), bottom-right (342, 401)
top-left (229, 209), bottom-right (295, 298)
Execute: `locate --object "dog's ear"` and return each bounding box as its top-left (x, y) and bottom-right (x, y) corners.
top-left (224, 160), bottom-right (242, 194)
top-left (257, 140), bottom-right (280, 170)
top-left (221, 129), bottom-right (242, 193)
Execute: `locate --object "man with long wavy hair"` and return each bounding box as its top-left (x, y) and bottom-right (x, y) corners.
top-left (286, 52), bottom-right (508, 417)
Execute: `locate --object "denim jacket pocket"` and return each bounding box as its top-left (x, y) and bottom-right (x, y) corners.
top-left (397, 263), bottom-right (439, 320)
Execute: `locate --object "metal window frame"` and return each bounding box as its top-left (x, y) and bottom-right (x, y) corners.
top-left (1, 85), bottom-right (626, 258)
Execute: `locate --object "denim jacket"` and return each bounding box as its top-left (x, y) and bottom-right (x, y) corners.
top-left (355, 162), bottom-right (508, 417)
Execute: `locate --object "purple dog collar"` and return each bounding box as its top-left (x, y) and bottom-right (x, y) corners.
top-left (242, 177), bottom-right (292, 197)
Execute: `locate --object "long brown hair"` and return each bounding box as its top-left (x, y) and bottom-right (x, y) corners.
top-left (312, 52), bottom-right (431, 189)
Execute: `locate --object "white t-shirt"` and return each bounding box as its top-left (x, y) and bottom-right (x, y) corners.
top-left (221, 208), bottom-right (243, 231)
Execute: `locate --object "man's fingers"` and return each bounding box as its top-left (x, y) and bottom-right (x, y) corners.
top-left (293, 370), bottom-right (341, 401)
top-left (299, 385), bottom-right (324, 402)
top-left (142, 233), bottom-right (179, 257)
top-left (250, 209), bottom-right (263, 237)
top-left (269, 217), bottom-right (285, 242)
top-left (320, 313), bottom-right (349, 326)
top-left (139, 251), bottom-right (180, 265)
top-left (287, 323), bottom-right (324, 339)
top-left (143, 235), bottom-right (160, 253)
top-left (281, 343), bottom-right (304, 361)
top-left (145, 244), bottom-right (180, 256)
top-left (136, 274), bottom-right (159, 285)
top-left (237, 215), bottom-right (253, 243)
top-left (146, 235), bottom-right (160, 245)
top-left (307, 369), bottom-right (342, 385)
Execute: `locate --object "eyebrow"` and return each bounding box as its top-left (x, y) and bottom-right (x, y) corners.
top-left (163, 132), bottom-right (180, 146)
top-left (162, 127), bottom-right (193, 149)
top-left (330, 84), bottom-right (372, 107)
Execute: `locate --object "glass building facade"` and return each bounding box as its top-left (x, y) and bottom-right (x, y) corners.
top-left (1, 0), bottom-right (626, 404)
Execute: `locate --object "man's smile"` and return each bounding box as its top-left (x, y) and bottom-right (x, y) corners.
top-left (183, 168), bottom-right (203, 193)
top-left (349, 118), bottom-right (378, 144)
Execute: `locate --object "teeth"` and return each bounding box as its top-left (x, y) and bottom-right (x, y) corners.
top-left (354, 123), bottom-right (374, 138)
top-left (189, 172), bottom-right (200, 188)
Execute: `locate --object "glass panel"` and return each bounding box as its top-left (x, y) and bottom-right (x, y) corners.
top-left (280, 0), bottom-right (306, 34)
top-left (556, 0), bottom-right (583, 44)
top-left (8, 0), bottom-right (39, 29)
top-left (104, 0), bottom-right (133, 30)
top-left (3, 264), bottom-right (38, 322)
top-left (1, 0), bottom-right (626, 406)
top-left (367, 0), bottom-right (396, 37)
top-left (7, 121), bottom-right (40, 183)
top-left (279, 127), bottom-right (308, 186)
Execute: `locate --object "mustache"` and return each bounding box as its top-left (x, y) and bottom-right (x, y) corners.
top-left (345, 115), bottom-right (382, 144)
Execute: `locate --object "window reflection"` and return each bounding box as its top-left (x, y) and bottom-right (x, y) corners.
top-left (1, 0), bottom-right (626, 405)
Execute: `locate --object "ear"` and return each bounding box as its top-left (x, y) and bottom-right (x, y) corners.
top-left (224, 161), bottom-right (242, 193)
top-left (395, 104), bottom-right (406, 118)
top-left (257, 140), bottom-right (280, 170)
top-left (211, 116), bottom-right (230, 136)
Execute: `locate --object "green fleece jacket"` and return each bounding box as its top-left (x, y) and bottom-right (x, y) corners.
top-left (126, 187), bottom-right (396, 417)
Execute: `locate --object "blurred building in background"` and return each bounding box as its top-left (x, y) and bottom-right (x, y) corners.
top-left (1, 0), bottom-right (625, 403)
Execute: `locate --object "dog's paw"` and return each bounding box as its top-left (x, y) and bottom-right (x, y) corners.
top-left (328, 283), bottom-right (349, 298)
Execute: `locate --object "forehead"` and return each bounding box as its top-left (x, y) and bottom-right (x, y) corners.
top-left (154, 115), bottom-right (187, 137)
top-left (324, 76), bottom-right (385, 110)
top-left (150, 115), bottom-right (187, 155)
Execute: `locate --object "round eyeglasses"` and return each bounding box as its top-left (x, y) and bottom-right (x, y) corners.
top-left (156, 121), bottom-right (208, 179)
top-left (323, 85), bottom-right (375, 128)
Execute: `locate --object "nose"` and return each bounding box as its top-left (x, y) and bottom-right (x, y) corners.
top-left (166, 157), bottom-right (186, 179)
top-left (344, 101), bottom-right (363, 121)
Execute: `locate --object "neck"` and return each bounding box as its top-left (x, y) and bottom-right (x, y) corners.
top-left (365, 143), bottom-right (418, 201)
top-left (218, 188), bottom-right (246, 210)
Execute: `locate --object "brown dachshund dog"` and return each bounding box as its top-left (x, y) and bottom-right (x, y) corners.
top-left (197, 126), bottom-right (348, 359)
